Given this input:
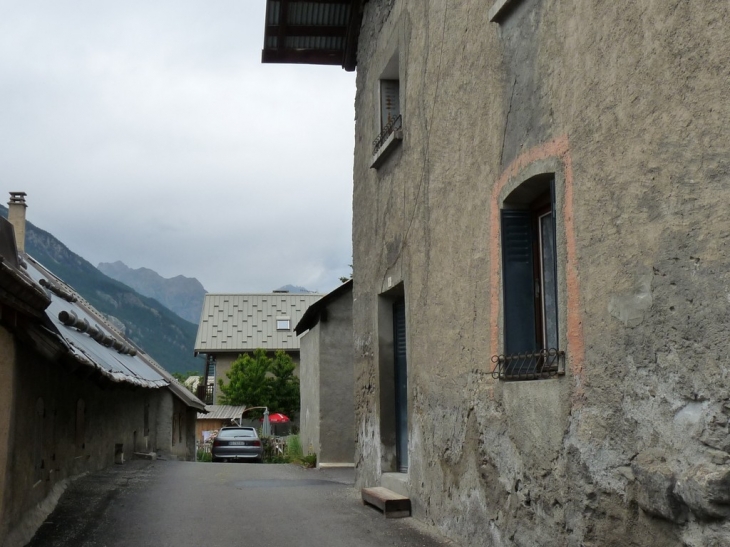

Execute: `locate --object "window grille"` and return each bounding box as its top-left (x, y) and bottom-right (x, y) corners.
top-left (373, 114), bottom-right (402, 155)
top-left (491, 348), bottom-right (565, 380)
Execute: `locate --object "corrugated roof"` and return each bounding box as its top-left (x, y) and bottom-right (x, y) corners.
top-left (197, 405), bottom-right (246, 420)
top-left (194, 293), bottom-right (322, 353)
top-left (261, 0), bottom-right (363, 71)
top-left (23, 255), bottom-right (206, 410)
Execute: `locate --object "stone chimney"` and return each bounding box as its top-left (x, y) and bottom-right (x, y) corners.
top-left (8, 192), bottom-right (27, 253)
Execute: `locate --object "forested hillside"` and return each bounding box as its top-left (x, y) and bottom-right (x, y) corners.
top-left (0, 205), bottom-right (202, 375)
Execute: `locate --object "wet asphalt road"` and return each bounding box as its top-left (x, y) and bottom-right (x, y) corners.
top-left (27, 460), bottom-right (456, 547)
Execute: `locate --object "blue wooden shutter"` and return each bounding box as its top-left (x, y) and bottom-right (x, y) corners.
top-left (501, 209), bottom-right (537, 355)
top-left (393, 299), bottom-right (408, 472)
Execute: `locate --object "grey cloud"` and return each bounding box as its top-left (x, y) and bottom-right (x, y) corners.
top-left (0, 1), bottom-right (355, 295)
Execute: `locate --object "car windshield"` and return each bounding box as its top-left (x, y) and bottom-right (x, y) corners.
top-left (218, 428), bottom-right (256, 439)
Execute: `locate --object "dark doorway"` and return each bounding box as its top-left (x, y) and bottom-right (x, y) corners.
top-left (393, 298), bottom-right (408, 472)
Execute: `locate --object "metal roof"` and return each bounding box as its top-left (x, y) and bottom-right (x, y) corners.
top-left (23, 255), bottom-right (206, 410)
top-left (197, 405), bottom-right (246, 421)
top-left (295, 279), bottom-right (352, 335)
top-left (194, 293), bottom-right (322, 354)
top-left (262, 0), bottom-right (364, 71)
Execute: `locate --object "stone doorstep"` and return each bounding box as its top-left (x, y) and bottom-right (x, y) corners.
top-left (362, 487), bottom-right (411, 519)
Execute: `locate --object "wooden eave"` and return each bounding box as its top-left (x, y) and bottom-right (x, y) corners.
top-left (262, 0), bottom-right (364, 71)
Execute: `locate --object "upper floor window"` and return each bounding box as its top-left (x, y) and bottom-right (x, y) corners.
top-left (276, 318), bottom-right (291, 331)
top-left (493, 174), bottom-right (564, 379)
top-left (372, 52), bottom-right (403, 168)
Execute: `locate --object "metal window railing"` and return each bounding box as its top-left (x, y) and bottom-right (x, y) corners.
top-left (373, 114), bottom-right (402, 155)
top-left (491, 348), bottom-right (565, 380)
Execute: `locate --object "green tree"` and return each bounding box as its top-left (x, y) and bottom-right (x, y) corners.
top-left (218, 349), bottom-right (271, 409)
top-left (171, 370), bottom-right (199, 393)
top-left (217, 349), bottom-right (300, 419)
top-left (267, 351), bottom-right (300, 419)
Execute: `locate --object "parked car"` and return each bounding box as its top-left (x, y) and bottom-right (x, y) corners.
top-left (211, 427), bottom-right (263, 463)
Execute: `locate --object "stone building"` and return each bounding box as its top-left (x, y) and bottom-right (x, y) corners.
top-left (260, 0), bottom-right (730, 545)
top-left (295, 280), bottom-right (354, 467)
top-left (0, 193), bottom-right (205, 547)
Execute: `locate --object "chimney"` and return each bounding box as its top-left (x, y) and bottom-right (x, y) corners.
top-left (8, 192), bottom-right (27, 253)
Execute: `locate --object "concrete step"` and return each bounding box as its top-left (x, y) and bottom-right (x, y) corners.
top-left (362, 486), bottom-right (411, 518)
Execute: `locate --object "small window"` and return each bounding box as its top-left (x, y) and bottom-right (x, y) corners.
top-left (494, 175), bottom-right (564, 379)
top-left (372, 51), bottom-right (403, 167)
top-left (276, 319), bottom-right (291, 330)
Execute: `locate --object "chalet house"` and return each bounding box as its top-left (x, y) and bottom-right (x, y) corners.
top-left (193, 292), bottom-right (321, 404)
top-left (295, 280), bottom-right (354, 468)
top-left (260, 1), bottom-right (730, 546)
top-left (0, 193), bottom-right (205, 547)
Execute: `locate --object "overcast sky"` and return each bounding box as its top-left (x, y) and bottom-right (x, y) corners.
top-left (0, 0), bottom-right (356, 294)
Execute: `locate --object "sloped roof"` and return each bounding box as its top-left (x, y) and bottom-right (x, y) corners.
top-left (22, 255), bottom-right (206, 410)
top-left (194, 293), bottom-right (322, 354)
top-left (295, 279), bottom-right (352, 335)
top-left (197, 405), bottom-right (246, 421)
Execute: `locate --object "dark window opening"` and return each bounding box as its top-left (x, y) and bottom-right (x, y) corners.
top-left (494, 175), bottom-right (564, 380)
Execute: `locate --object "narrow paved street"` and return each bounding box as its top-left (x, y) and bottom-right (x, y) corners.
top-left (27, 460), bottom-right (456, 547)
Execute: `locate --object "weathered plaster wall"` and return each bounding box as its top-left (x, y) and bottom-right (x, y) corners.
top-left (299, 293), bottom-right (354, 465)
top-left (352, 1), bottom-right (730, 546)
top-left (0, 342), bottom-right (197, 547)
top-left (299, 327), bottom-right (321, 458)
top-left (159, 391), bottom-right (196, 461)
top-left (319, 293), bottom-right (354, 464)
top-left (0, 328), bottom-right (15, 544)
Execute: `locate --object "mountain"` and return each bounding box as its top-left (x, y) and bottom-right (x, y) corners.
top-left (98, 261), bottom-right (206, 324)
top-left (276, 284), bottom-right (315, 293)
top-left (0, 205), bottom-right (202, 375)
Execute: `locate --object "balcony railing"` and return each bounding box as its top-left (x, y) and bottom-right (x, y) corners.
top-left (491, 348), bottom-right (565, 380)
top-left (373, 114), bottom-right (402, 155)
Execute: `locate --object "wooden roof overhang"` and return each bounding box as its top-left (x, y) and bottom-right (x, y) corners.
top-left (262, 0), bottom-right (364, 71)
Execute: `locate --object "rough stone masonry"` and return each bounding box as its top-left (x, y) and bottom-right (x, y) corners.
top-left (350, 1), bottom-right (730, 546)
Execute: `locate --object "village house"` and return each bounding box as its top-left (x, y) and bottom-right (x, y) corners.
top-left (194, 292), bottom-right (321, 405)
top-left (260, 1), bottom-right (730, 546)
top-left (0, 193), bottom-right (205, 547)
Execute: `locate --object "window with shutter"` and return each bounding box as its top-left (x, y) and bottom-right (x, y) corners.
top-left (495, 175), bottom-right (563, 379)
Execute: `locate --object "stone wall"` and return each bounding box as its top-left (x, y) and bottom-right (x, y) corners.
top-left (352, 1), bottom-right (730, 545)
top-left (0, 329), bottom-right (197, 547)
top-left (300, 292), bottom-right (354, 465)
top-left (299, 326), bottom-right (321, 458)
top-left (318, 291), bottom-right (354, 465)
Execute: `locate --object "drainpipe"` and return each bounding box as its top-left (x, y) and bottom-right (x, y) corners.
top-left (7, 192), bottom-right (27, 253)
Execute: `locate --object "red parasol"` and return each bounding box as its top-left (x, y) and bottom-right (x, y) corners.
top-left (262, 412), bottom-right (290, 423)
